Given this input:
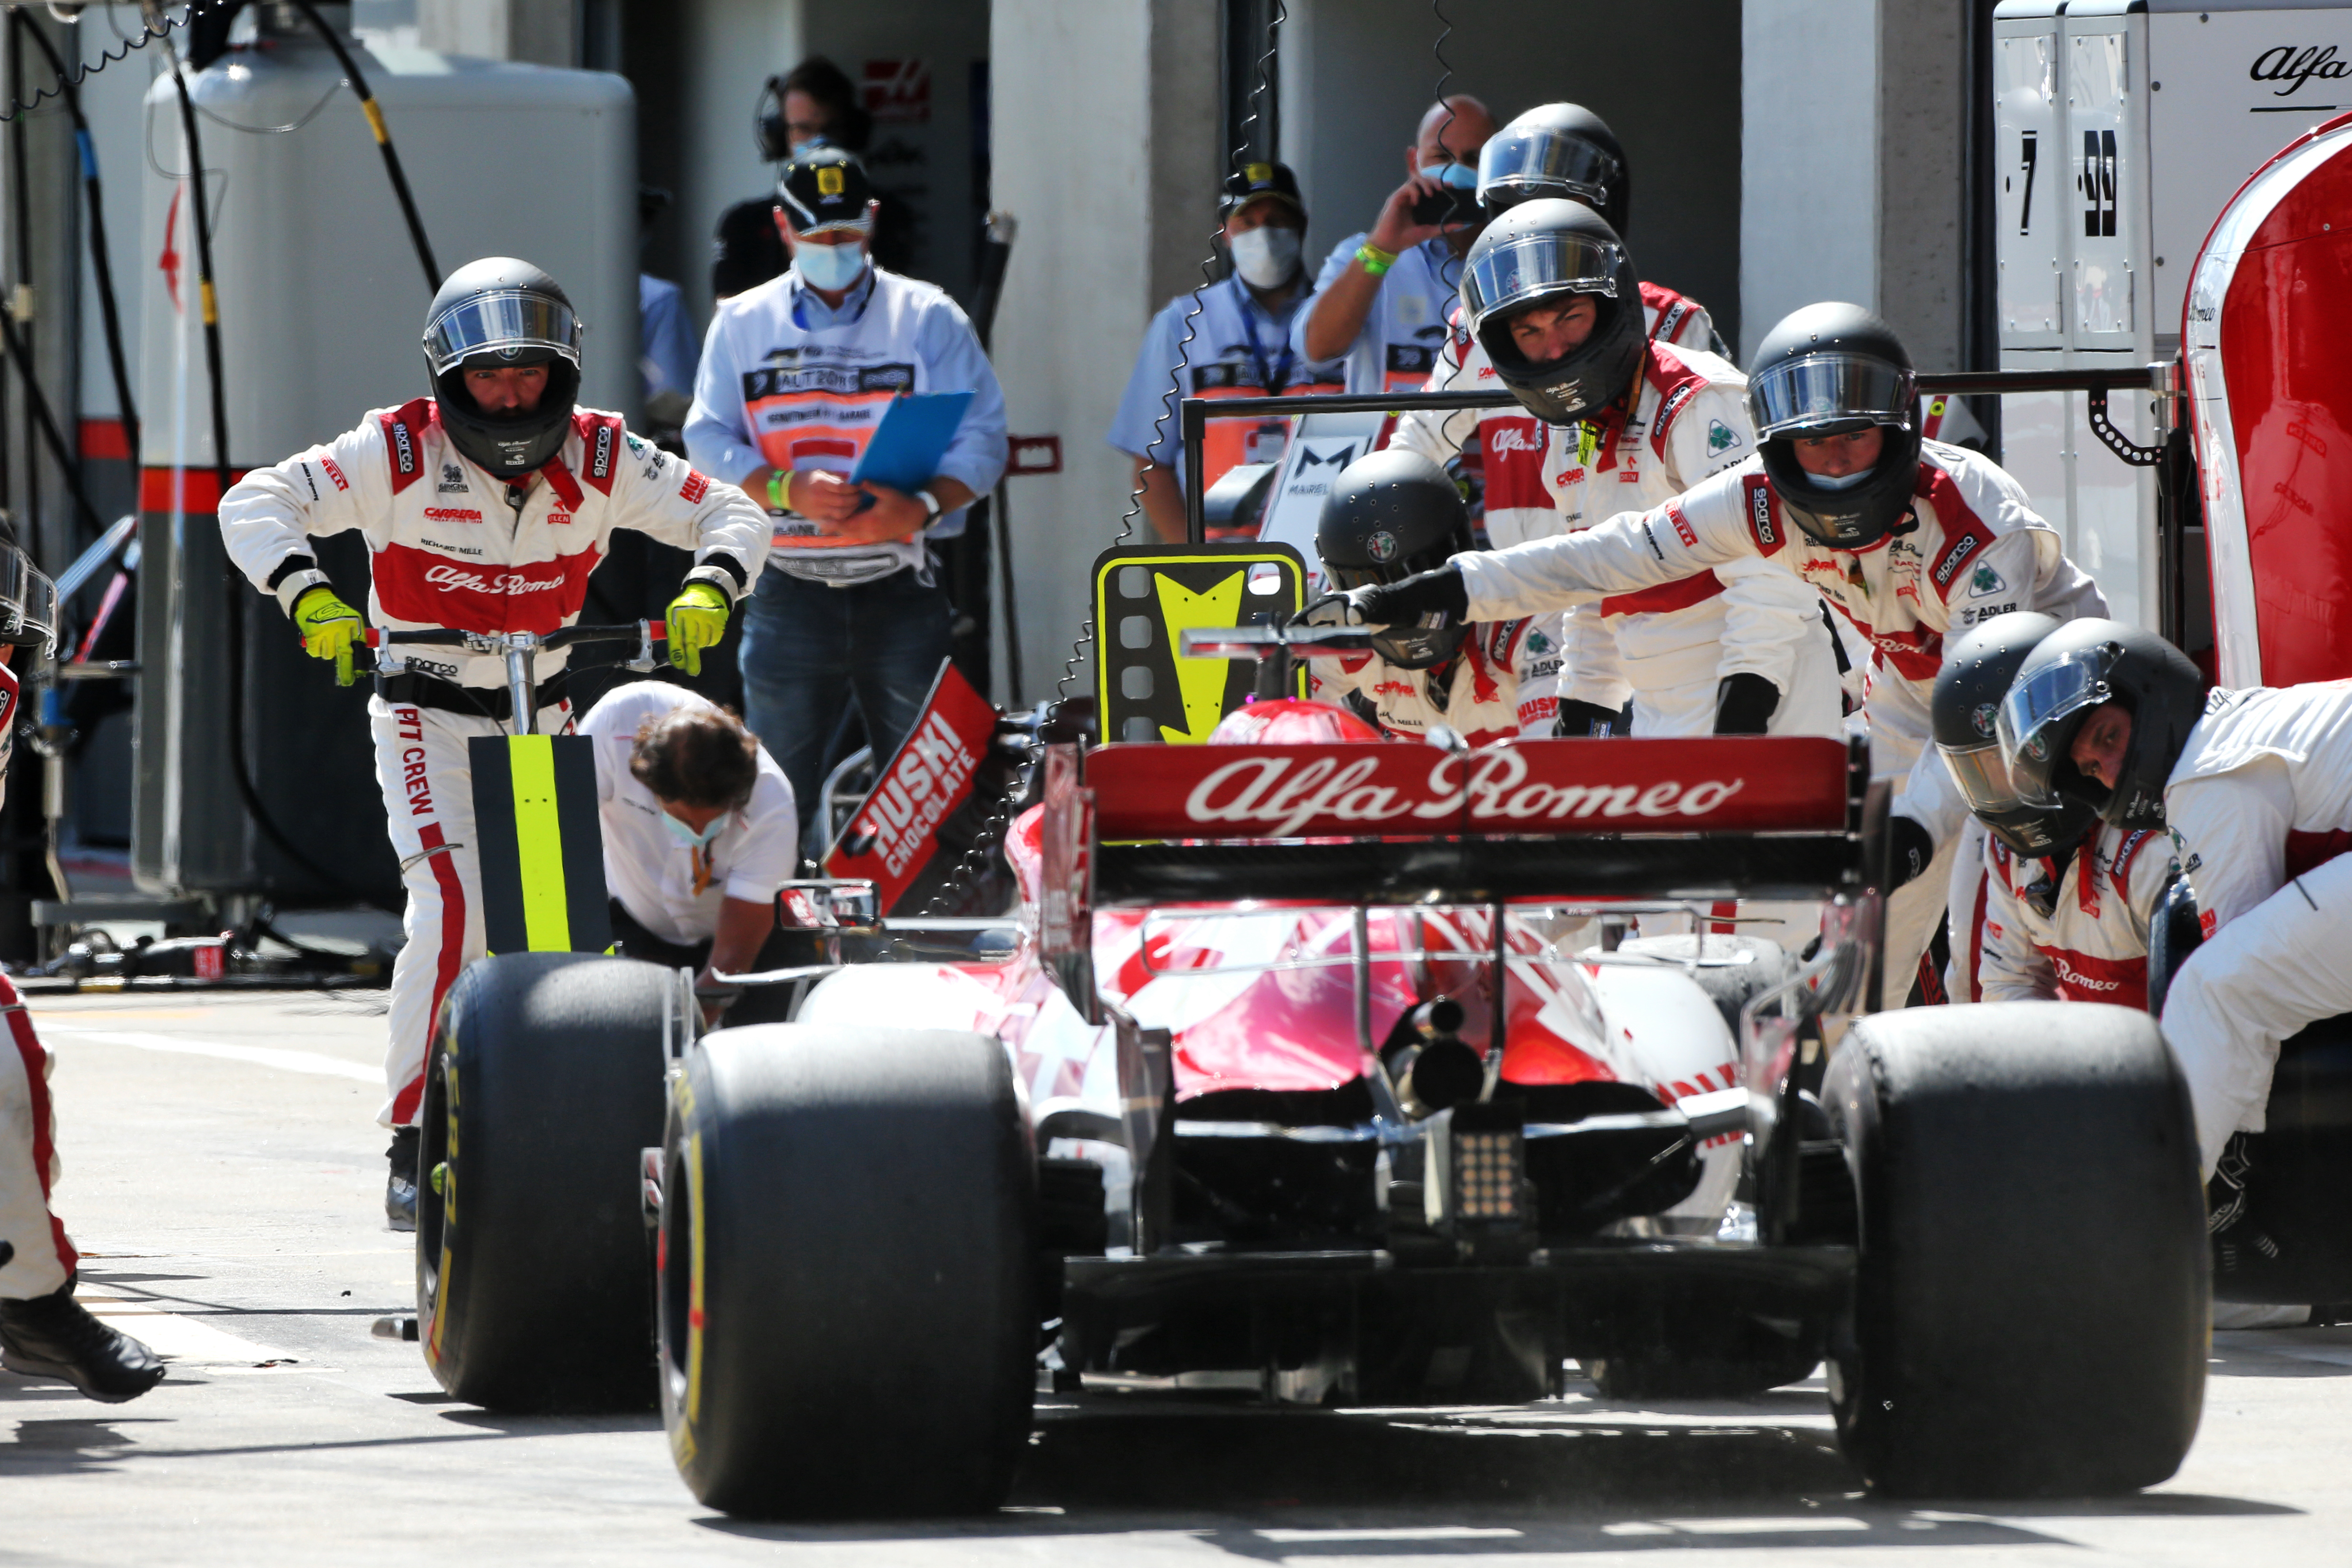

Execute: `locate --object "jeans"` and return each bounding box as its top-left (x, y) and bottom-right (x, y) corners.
top-left (737, 564), bottom-right (954, 841)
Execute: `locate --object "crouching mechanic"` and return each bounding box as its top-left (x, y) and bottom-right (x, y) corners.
top-left (580, 683), bottom-right (799, 1027)
top-left (1304, 450), bottom-right (1558, 742)
top-left (1999, 620), bottom-right (2352, 1200)
top-left (0, 555), bottom-right (163, 1401)
top-left (1306, 302), bottom-right (2108, 1007)
top-left (219, 258), bottom-right (769, 1228)
top-left (1931, 612), bottom-right (2167, 1004)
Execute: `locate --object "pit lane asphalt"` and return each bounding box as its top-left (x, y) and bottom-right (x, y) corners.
top-left (4, 987), bottom-right (2347, 1567)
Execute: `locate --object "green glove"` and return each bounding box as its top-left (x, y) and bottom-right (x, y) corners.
top-left (666, 582), bottom-right (730, 676)
top-left (293, 585), bottom-right (363, 687)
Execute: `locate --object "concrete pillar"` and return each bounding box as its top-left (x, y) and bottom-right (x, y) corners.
top-left (988, 0), bottom-right (1217, 706)
top-left (1877, 0), bottom-right (1968, 372)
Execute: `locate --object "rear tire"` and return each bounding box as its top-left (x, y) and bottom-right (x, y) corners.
top-left (1823, 1001), bottom-right (2207, 1496)
top-left (660, 1024), bottom-right (1036, 1519)
top-left (1615, 934), bottom-right (1795, 1035)
top-left (417, 953), bottom-right (678, 1411)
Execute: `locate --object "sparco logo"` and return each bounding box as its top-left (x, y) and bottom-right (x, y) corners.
top-left (2252, 44), bottom-right (2352, 98)
top-left (1180, 750), bottom-right (1746, 838)
top-left (2048, 953), bottom-right (2122, 993)
top-left (422, 564), bottom-right (562, 595)
top-left (390, 422), bottom-right (416, 474)
top-left (591, 423), bottom-right (615, 479)
top-left (1931, 531), bottom-right (1982, 586)
top-left (1748, 484), bottom-right (1777, 547)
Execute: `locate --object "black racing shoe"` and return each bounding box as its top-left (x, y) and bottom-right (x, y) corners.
top-left (0, 1283), bottom-right (166, 1402)
top-left (2209, 1132), bottom-right (2284, 1282)
top-left (387, 1124), bottom-right (421, 1233)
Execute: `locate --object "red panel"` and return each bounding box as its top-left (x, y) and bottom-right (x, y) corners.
top-left (2220, 144), bottom-right (2352, 684)
top-left (1086, 735), bottom-right (1850, 841)
top-left (139, 466), bottom-right (250, 513)
top-left (369, 539), bottom-right (600, 635)
top-left (78, 417), bottom-right (128, 460)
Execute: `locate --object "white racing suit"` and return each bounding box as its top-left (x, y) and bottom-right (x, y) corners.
top-left (1961, 823), bottom-right (2169, 1006)
top-left (0, 659), bottom-right (74, 1300)
top-left (2156, 682), bottom-right (2352, 1176)
top-left (1307, 616), bottom-right (1562, 744)
top-left (219, 400), bottom-right (769, 1124)
top-left (1451, 438), bottom-right (2107, 1005)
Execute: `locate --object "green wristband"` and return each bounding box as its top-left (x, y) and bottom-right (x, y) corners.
top-left (767, 470), bottom-right (791, 511)
top-left (1356, 242), bottom-right (1396, 278)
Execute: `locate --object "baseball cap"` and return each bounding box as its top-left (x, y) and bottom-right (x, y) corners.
top-left (776, 145), bottom-right (875, 234)
top-left (1221, 160), bottom-right (1306, 223)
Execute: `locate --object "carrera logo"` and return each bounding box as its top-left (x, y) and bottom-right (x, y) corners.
top-left (421, 563), bottom-right (566, 596)
top-left (680, 471), bottom-right (710, 505)
top-left (320, 456), bottom-right (349, 492)
top-left (1931, 530), bottom-right (1983, 588)
top-left (421, 507), bottom-right (481, 523)
top-left (1667, 505), bottom-right (1699, 549)
top-left (1553, 468), bottom-right (1587, 488)
top-left (1178, 750), bottom-right (1749, 839)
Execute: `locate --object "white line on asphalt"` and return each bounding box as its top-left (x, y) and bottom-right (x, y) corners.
top-left (1255, 1528), bottom-right (1523, 1543)
top-left (39, 1026), bottom-right (378, 1084)
top-left (77, 1297), bottom-right (294, 1365)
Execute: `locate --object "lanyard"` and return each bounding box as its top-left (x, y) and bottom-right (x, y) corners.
top-left (1235, 279), bottom-right (1295, 395)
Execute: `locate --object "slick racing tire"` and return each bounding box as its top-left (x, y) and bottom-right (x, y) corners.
top-left (1823, 1002), bottom-right (2206, 1497)
top-left (1614, 934), bottom-right (1795, 1037)
top-left (659, 1024), bottom-right (1037, 1519)
top-left (417, 952), bottom-right (679, 1412)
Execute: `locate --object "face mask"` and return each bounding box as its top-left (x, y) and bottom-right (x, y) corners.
top-left (1806, 464), bottom-right (1874, 491)
top-left (1229, 225), bottom-right (1303, 289)
top-left (1420, 161), bottom-right (1479, 190)
top-left (792, 236), bottom-right (867, 291)
top-left (662, 809), bottom-right (727, 851)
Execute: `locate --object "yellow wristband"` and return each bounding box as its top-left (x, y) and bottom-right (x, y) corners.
top-left (767, 470), bottom-right (791, 512)
top-left (1356, 242), bottom-right (1396, 278)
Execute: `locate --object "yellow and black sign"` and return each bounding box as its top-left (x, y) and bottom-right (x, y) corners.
top-left (470, 735), bottom-right (612, 955)
top-left (1092, 544), bottom-right (1307, 744)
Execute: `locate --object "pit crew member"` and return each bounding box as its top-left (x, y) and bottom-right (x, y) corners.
top-left (1395, 199), bottom-right (1840, 744)
top-left (1312, 302), bottom-right (2109, 1007)
top-left (1390, 101), bottom-right (1723, 529)
top-left (581, 683), bottom-right (799, 1027)
top-left (1110, 160), bottom-right (1342, 542)
top-left (0, 552), bottom-right (165, 1402)
top-left (1293, 96), bottom-right (1497, 392)
top-left (1999, 620), bottom-right (2352, 1187)
top-left (219, 257), bottom-right (768, 1229)
top-left (1303, 450), bottom-right (1560, 743)
top-left (686, 144), bottom-right (1008, 823)
top-left (1932, 612), bottom-right (2164, 1005)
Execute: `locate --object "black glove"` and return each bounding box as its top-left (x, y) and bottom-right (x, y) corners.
top-left (1712, 672), bottom-right (1783, 735)
top-left (1555, 699), bottom-right (1628, 738)
top-left (1356, 564), bottom-right (1469, 627)
top-left (1886, 814), bottom-right (1934, 892)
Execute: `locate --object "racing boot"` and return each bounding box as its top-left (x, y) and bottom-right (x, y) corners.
top-left (0, 1280), bottom-right (166, 1402)
top-left (2207, 1132), bottom-right (2303, 1322)
top-left (387, 1124), bottom-right (420, 1233)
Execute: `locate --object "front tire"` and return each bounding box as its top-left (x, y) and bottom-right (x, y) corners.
top-left (1824, 1002), bottom-right (2207, 1496)
top-left (660, 1023), bottom-right (1037, 1519)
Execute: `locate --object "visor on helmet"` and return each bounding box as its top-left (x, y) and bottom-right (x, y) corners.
top-left (0, 544), bottom-right (59, 657)
top-left (1476, 123), bottom-right (1622, 212)
top-left (1321, 539), bottom-right (1460, 593)
top-left (423, 289), bottom-right (582, 377)
top-left (1747, 351), bottom-right (1916, 443)
top-left (1461, 232), bottom-right (1622, 335)
top-left (1938, 738), bottom-right (2028, 818)
top-left (1994, 647), bottom-right (2114, 807)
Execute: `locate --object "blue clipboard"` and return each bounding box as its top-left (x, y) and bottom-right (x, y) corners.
top-left (849, 391), bottom-right (974, 492)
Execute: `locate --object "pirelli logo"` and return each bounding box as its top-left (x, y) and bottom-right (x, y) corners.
top-left (680, 470), bottom-right (710, 505)
top-left (1931, 529), bottom-right (1984, 589)
top-left (390, 421), bottom-right (416, 475)
top-left (1667, 505), bottom-right (1699, 549)
top-left (1747, 480), bottom-right (1779, 550)
top-left (591, 423), bottom-right (615, 480)
top-left (321, 456), bottom-right (349, 492)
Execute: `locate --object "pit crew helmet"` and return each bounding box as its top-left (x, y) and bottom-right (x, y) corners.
top-left (1933, 612), bottom-right (2096, 859)
top-left (1314, 449), bottom-right (1475, 670)
top-left (1475, 103), bottom-right (1629, 234)
top-left (1996, 617), bottom-right (2208, 830)
top-left (1748, 302), bottom-right (1921, 550)
top-left (0, 532), bottom-right (57, 659)
top-left (1209, 698), bottom-right (1382, 745)
top-left (422, 257), bottom-right (583, 479)
top-left (1461, 198), bottom-right (1643, 427)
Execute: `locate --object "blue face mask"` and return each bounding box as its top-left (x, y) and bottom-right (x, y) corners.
top-left (1807, 465), bottom-right (1873, 491)
top-left (662, 809), bottom-right (727, 851)
top-left (792, 235), bottom-right (868, 291)
top-left (1420, 161), bottom-right (1479, 190)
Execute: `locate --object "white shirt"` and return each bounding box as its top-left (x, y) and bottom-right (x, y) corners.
top-left (582, 682), bottom-right (800, 946)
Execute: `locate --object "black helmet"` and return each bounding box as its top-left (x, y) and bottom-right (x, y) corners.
top-left (1997, 618), bottom-right (2209, 830)
top-left (1749, 302), bottom-right (1921, 550)
top-left (1315, 450), bottom-right (1473, 670)
top-left (1475, 103), bottom-right (1629, 234)
top-left (421, 257), bottom-right (583, 479)
top-left (1461, 199), bottom-right (1643, 426)
top-left (777, 144), bottom-right (874, 233)
top-left (1933, 612), bottom-right (2097, 859)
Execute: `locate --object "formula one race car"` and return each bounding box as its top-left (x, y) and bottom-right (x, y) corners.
top-left (648, 716), bottom-right (2210, 1519)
